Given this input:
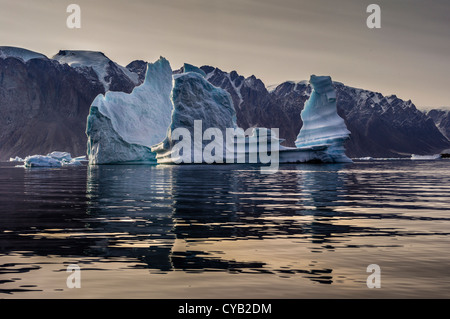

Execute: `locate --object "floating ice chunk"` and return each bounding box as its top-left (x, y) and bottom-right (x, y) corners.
top-left (295, 75), bottom-right (352, 163)
top-left (86, 57), bottom-right (174, 164)
top-left (60, 155), bottom-right (87, 166)
top-left (20, 152), bottom-right (87, 168)
top-left (73, 155), bottom-right (88, 162)
top-left (368, 158), bottom-right (404, 161)
top-left (24, 155), bottom-right (62, 168)
top-left (411, 154), bottom-right (441, 160)
top-left (61, 159), bottom-right (83, 166)
top-left (47, 151), bottom-right (72, 162)
top-left (9, 156), bottom-right (24, 162)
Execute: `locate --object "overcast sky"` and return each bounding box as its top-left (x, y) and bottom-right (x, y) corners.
top-left (1, 0), bottom-right (449, 109)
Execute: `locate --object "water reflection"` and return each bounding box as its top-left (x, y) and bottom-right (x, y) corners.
top-left (0, 166), bottom-right (90, 256)
top-left (2, 160), bottom-right (450, 296)
top-left (81, 164), bottom-right (352, 283)
top-left (85, 165), bottom-right (176, 271)
top-left (0, 163), bottom-right (387, 286)
top-left (298, 165), bottom-right (346, 249)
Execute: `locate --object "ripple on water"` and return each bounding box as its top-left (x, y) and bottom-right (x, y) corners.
top-left (1, 161), bottom-right (450, 297)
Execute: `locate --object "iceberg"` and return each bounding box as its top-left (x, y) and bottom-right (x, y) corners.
top-left (86, 57), bottom-right (174, 165)
top-left (152, 70), bottom-right (351, 167)
top-left (182, 63), bottom-right (207, 77)
top-left (85, 57), bottom-right (351, 169)
top-left (152, 67), bottom-right (281, 167)
top-left (411, 154), bottom-right (441, 160)
top-left (354, 157), bottom-right (374, 161)
top-left (295, 75), bottom-right (352, 163)
top-left (24, 155), bottom-right (62, 168)
top-left (152, 70), bottom-right (238, 163)
top-left (9, 156), bottom-right (24, 162)
top-left (62, 155), bottom-right (88, 166)
top-left (46, 151), bottom-right (72, 162)
top-left (73, 155), bottom-right (88, 162)
top-left (20, 152), bottom-right (87, 168)
top-left (61, 159), bottom-right (83, 166)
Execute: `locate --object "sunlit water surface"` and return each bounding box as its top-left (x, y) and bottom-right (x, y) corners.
top-left (1, 160), bottom-right (450, 298)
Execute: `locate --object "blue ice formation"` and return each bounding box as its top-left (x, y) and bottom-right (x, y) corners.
top-left (182, 63), bottom-right (207, 77)
top-left (152, 70), bottom-right (286, 165)
top-left (151, 71), bottom-right (237, 163)
top-left (295, 75), bottom-right (352, 163)
top-left (86, 57), bottom-right (173, 164)
top-left (153, 71), bottom-right (351, 165)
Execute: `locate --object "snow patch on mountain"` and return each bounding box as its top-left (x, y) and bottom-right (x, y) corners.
top-left (0, 46), bottom-right (48, 62)
top-left (427, 109), bottom-right (450, 140)
top-left (227, 73), bottom-right (243, 107)
top-left (52, 50), bottom-right (139, 91)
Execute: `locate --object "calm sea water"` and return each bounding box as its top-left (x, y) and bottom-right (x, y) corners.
top-left (1, 160), bottom-right (450, 298)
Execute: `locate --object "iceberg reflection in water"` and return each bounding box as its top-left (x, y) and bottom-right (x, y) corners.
top-left (1, 161), bottom-right (450, 297)
top-left (84, 164), bottom-right (347, 281)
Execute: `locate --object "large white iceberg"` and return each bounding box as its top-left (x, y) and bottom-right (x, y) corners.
top-left (86, 58), bottom-right (351, 168)
top-left (86, 57), bottom-right (174, 164)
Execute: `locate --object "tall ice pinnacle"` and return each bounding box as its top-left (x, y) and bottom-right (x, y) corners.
top-left (295, 75), bottom-right (352, 163)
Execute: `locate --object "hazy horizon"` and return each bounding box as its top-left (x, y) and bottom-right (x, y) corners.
top-left (1, 0), bottom-right (449, 110)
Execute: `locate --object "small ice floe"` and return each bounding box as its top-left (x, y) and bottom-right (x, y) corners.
top-left (9, 156), bottom-right (24, 162)
top-left (61, 156), bottom-right (87, 166)
top-left (73, 155), bottom-right (88, 162)
top-left (354, 157), bottom-right (374, 161)
top-left (24, 155), bottom-right (62, 167)
top-left (353, 157), bottom-right (406, 161)
top-left (46, 151), bottom-right (72, 162)
top-left (21, 152), bottom-right (87, 168)
top-left (411, 154), bottom-right (441, 160)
